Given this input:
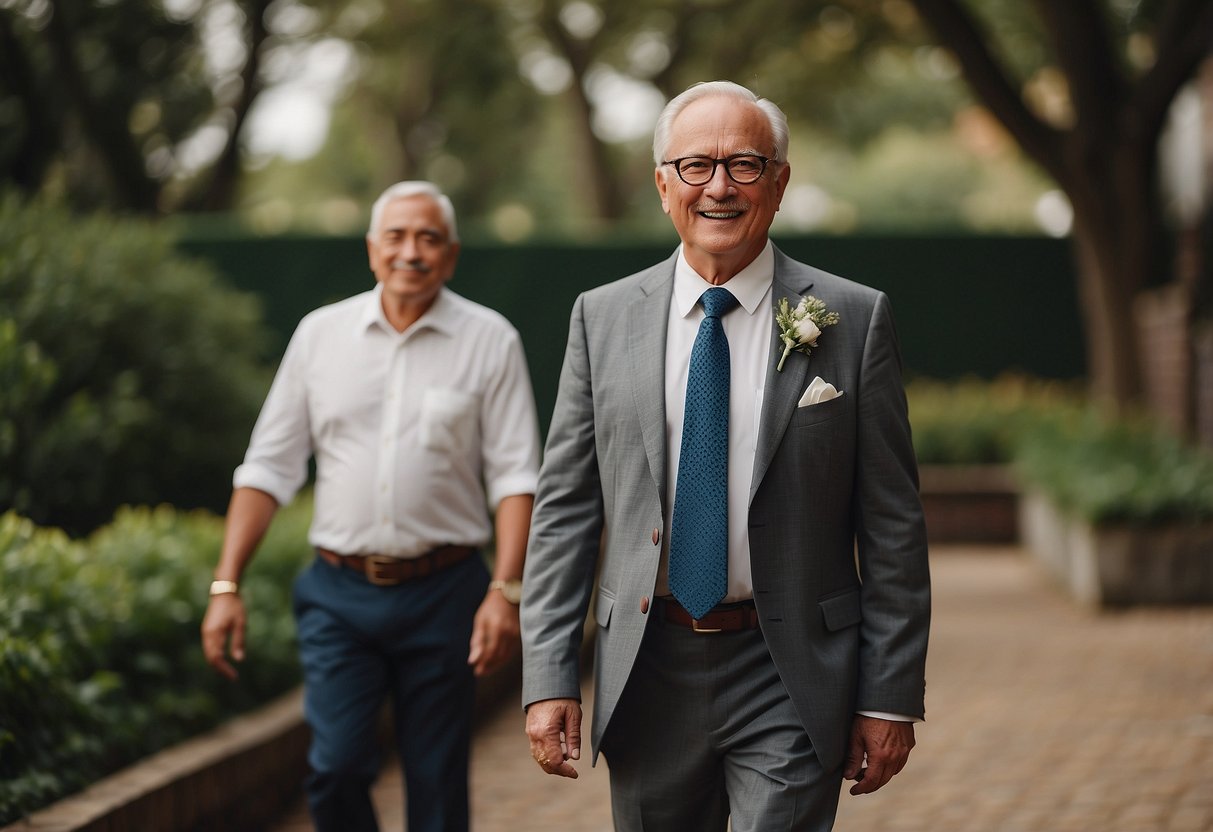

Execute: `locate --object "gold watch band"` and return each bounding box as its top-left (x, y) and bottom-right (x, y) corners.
top-left (209, 579), bottom-right (240, 596)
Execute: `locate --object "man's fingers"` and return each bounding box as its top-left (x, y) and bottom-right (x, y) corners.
top-left (563, 707), bottom-right (582, 760)
top-left (228, 622), bottom-right (246, 662)
top-left (848, 761), bottom-right (891, 795)
top-left (201, 600), bottom-right (244, 680)
top-left (842, 737), bottom-right (864, 780)
top-left (526, 699), bottom-right (582, 778)
top-left (846, 716), bottom-right (915, 795)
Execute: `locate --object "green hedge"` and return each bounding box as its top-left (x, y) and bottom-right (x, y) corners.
top-left (0, 499), bottom-right (311, 826)
top-left (0, 191), bottom-right (270, 535)
top-left (908, 376), bottom-right (1213, 525)
top-left (907, 375), bottom-right (1083, 465)
top-left (1014, 412), bottom-right (1213, 525)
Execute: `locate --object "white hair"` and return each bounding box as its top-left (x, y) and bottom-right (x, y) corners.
top-left (652, 81), bottom-right (789, 166)
top-left (366, 181), bottom-right (459, 242)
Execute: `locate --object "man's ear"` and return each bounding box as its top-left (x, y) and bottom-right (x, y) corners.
top-left (774, 162), bottom-right (791, 209)
top-left (655, 167), bottom-right (671, 215)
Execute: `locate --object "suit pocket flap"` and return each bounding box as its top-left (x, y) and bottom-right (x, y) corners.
top-left (819, 589), bottom-right (861, 631)
top-left (595, 589), bottom-right (615, 628)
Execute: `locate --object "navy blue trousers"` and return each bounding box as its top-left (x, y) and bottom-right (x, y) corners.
top-left (292, 552), bottom-right (488, 832)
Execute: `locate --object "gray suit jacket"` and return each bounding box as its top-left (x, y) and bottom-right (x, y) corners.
top-left (521, 245), bottom-right (930, 771)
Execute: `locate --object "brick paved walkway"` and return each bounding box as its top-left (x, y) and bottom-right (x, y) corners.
top-left (273, 545), bottom-right (1213, 831)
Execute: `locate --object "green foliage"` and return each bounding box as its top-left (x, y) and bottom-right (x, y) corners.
top-left (909, 376), bottom-right (1213, 525)
top-left (1014, 413), bottom-right (1213, 526)
top-left (907, 375), bottom-right (1082, 465)
top-left (0, 191), bottom-right (270, 535)
top-left (0, 500), bottom-right (310, 826)
top-left (0, 0), bottom-right (214, 210)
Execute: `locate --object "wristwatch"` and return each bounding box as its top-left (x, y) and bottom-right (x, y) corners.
top-left (488, 579), bottom-right (523, 604)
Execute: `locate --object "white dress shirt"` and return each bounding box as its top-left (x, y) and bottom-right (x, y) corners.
top-left (659, 241), bottom-right (774, 601)
top-left (234, 285), bottom-right (540, 559)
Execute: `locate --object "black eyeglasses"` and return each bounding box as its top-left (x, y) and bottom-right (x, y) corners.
top-left (661, 154), bottom-right (772, 186)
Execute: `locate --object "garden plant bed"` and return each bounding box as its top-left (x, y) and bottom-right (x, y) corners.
top-left (1019, 489), bottom-right (1213, 607)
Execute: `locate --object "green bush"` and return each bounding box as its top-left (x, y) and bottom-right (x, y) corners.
top-left (1014, 411), bottom-right (1213, 525)
top-left (0, 499), bottom-right (311, 825)
top-left (908, 375), bottom-right (1213, 525)
top-left (907, 374), bottom-right (1083, 465)
top-left (0, 191), bottom-right (270, 535)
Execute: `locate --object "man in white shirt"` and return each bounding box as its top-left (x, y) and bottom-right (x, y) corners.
top-left (521, 82), bottom-right (930, 830)
top-left (201, 181), bottom-right (540, 832)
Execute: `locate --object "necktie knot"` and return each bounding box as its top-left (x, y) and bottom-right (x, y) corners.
top-left (700, 287), bottom-right (739, 320)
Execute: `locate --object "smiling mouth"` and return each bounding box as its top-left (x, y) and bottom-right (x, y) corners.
top-left (695, 204), bottom-right (745, 220)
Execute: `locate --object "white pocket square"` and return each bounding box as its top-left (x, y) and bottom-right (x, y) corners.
top-left (798, 376), bottom-right (843, 407)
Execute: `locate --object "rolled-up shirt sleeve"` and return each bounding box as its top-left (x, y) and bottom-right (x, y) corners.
top-left (480, 329), bottom-right (540, 508)
top-left (233, 324), bottom-right (313, 506)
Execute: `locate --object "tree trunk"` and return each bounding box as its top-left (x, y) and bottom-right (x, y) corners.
top-left (43, 0), bottom-right (160, 212)
top-left (536, 1), bottom-right (625, 225)
top-left (191, 0), bottom-right (271, 212)
top-left (1070, 219), bottom-right (1143, 407)
top-left (1061, 133), bottom-right (1161, 408)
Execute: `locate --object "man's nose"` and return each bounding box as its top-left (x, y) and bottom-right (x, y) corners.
top-left (702, 162), bottom-right (735, 197)
top-left (399, 235), bottom-right (419, 259)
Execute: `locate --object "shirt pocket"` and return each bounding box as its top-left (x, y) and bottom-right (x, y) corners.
top-left (420, 388), bottom-right (479, 454)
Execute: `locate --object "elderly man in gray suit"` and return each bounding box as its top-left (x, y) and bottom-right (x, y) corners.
top-left (521, 80), bottom-right (930, 830)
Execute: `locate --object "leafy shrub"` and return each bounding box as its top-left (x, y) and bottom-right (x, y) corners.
top-left (0, 499), bottom-right (311, 825)
top-left (0, 191), bottom-right (270, 535)
top-left (907, 374), bottom-right (1083, 465)
top-left (908, 375), bottom-right (1213, 525)
top-left (1014, 412), bottom-right (1213, 525)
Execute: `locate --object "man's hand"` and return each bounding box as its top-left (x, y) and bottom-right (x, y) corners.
top-left (200, 594), bottom-right (247, 681)
top-left (525, 698), bottom-right (582, 779)
top-left (843, 716), bottom-right (915, 795)
top-left (467, 591), bottom-right (520, 677)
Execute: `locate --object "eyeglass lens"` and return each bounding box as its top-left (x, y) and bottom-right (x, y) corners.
top-left (675, 155), bottom-right (766, 185)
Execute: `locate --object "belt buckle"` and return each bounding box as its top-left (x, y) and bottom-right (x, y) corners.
top-left (365, 555), bottom-right (403, 587)
top-left (691, 617), bottom-right (722, 634)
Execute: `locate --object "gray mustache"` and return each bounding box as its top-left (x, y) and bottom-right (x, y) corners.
top-left (390, 259), bottom-right (432, 273)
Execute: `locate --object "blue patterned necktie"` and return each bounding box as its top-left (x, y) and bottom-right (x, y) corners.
top-left (669, 286), bottom-right (739, 620)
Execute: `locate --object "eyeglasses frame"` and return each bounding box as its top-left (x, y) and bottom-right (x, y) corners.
top-left (661, 153), bottom-right (775, 186)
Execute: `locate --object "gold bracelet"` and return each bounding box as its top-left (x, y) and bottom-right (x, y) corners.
top-left (209, 579), bottom-right (240, 596)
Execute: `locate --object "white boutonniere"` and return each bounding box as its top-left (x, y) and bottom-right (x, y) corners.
top-left (775, 296), bottom-right (840, 372)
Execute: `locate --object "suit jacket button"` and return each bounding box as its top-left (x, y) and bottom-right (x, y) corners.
top-left (652, 528), bottom-right (660, 545)
top-left (639, 596), bottom-right (650, 615)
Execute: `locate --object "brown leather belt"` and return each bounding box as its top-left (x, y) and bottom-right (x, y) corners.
top-left (316, 545), bottom-right (475, 586)
top-left (658, 598), bottom-right (761, 633)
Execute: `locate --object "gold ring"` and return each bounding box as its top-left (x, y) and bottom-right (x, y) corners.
top-left (537, 756), bottom-right (548, 765)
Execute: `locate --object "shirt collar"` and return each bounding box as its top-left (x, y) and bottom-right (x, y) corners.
top-left (359, 284), bottom-right (459, 337)
top-left (673, 240), bottom-right (774, 319)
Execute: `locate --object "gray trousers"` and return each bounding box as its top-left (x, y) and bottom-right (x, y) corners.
top-left (602, 609), bottom-right (843, 831)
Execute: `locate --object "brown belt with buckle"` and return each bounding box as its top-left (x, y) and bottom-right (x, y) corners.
top-left (316, 545), bottom-right (475, 586)
top-left (659, 597), bottom-right (761, 633)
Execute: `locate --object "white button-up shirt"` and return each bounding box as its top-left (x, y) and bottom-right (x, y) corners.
top-left (234, 285), bottom-right (540, 559)
top-left (659, 241), bottom-right (774, 601)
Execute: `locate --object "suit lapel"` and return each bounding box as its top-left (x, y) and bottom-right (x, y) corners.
top-left (750, 249), bottom-right (815, 503)
top-left (628, 255), bottom-right (676, 505)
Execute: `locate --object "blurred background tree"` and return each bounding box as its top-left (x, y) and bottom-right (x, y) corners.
top-left (909, 0), bottom-right (1213, 409)
top-left (2, 0), bottom-right (1210, 414)
top-left (0, 0), bottom-right (286, 213)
